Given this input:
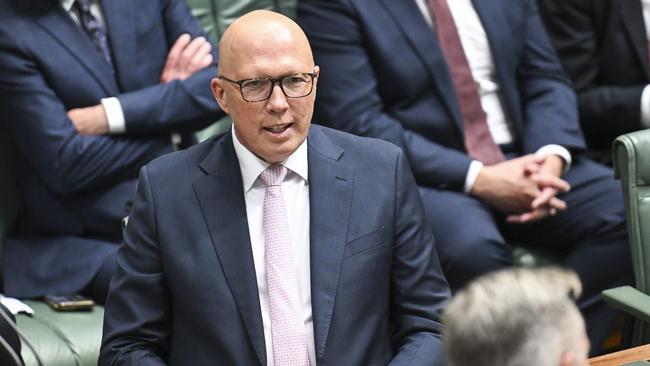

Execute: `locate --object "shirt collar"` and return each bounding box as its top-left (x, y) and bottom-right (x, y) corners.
top-left (231, 127), bottom-right (309, 192)
top-left (61, 0), bottom-right (76, 12)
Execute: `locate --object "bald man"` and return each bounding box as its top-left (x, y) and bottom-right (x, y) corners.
top-left (99, 10), bottom-right (450, 366)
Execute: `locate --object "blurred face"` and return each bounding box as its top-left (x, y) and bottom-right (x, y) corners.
top-left (212, 15), bottom-right (318, 164)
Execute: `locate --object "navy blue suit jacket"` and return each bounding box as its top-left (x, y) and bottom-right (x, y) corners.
top-left (298, 0), bottom-right (586, 191)
top-left (99, 125), bottom-right (450, 365)
top-left (0, 0), bottom-right (222, 297)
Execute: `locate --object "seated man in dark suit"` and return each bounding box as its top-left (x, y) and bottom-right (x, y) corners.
top-left (99, 10), bottom-right (450, 365)
top-left (539, 0), bottom-right (650, 163)
top-left (0, 0), bottom-right (224, 302)
top-left (298, 0), bottom-right (631, 354)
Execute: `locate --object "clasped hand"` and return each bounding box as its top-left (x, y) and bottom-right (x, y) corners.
top-left (471, 154), bottom-right (571, 224)
top-left (67, 34), bottom-right (213, 135)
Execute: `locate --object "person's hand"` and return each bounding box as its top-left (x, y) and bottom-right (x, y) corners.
top-left (506, 155), bottom-right (571, 224)
top-left (528, 155), bottom-right (569, 209)
top-left (160, 34), bottom-right (213, 83)
top-left (67, 104), bottom-right (109, 135)
top-left (471, 154), bottom-right (546, 214)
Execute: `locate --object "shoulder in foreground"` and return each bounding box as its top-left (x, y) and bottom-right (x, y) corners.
top-left (311, 123), bottom-right (402, 157)
top-left (144, 132), bottom-right (228, 174)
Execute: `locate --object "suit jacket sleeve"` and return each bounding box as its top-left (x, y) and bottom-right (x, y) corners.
top-left (117, 0), bottom-right (222, 135)
top-left (506, 0), bottom-right (585, 154)
top-left (298, 0), bottom-right (473, 191)
top-left (99, 166), bottom-right (170, 366)
top-left (389, 149), bottom-right (448, 366)
top-left (539, 0), bottom-right (644, 141)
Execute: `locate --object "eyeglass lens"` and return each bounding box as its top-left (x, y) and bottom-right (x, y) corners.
top-left (241, 73), bottom-right (314, 101)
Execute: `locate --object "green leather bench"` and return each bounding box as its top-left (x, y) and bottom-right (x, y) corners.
top-left (0, 126), bottom-right (104, 366)
top-left (601, 130), bottom-right (650, 346)
top-left (186, 0), bottom-right (296, 43)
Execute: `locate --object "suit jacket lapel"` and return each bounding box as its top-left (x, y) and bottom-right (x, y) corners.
top-left (619, 0), bottom-right (650, 78)
top-left (101, 0), bottom-right (136, 90)
top-left (379, 0), bottom-right (464, 132)
top-left (307, 127), bottom-right (354, 360)
top-left (193, 134), bottom-right (266, 365)
top-left (34, 0), bottom-right (118, 94)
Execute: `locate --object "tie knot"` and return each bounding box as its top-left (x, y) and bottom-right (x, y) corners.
top-left (259, 165), bottom-right (287, 187)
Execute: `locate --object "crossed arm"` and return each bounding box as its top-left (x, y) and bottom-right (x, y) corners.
top-left (69, 33), bottom-right (214, 135)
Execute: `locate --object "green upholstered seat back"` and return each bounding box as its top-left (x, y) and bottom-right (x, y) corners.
top-left (613, 129), bottom-right (650, 344)
top-left (614, 130), bottom-right (650, 295)
top-left (186, 0), bottom-right (296, 44)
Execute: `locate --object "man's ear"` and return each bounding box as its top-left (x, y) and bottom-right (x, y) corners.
top-left (313, 65), bottom-right (320, 88)
top-left (559, 350), bottom-right (574, 366)
top-left (211, 78), bottom-right (229, 114)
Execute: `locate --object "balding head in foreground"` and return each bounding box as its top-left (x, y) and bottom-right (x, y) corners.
top-left (443, 267), bottom-right (589, 366)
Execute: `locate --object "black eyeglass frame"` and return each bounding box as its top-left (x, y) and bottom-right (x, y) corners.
top-left (217, 71), bottom-right (319, 102)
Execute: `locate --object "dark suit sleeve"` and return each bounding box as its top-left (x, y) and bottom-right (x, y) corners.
top-left (117, 0), bottom-right (222, 135)
top-left (389, 149), bottom-right (449, 366)
top-left (298, 0), bottom-right (473, 191)
top-left (516, 0), bottom-right (586, 153)
top-left (539, 0), bottom-right (644, 144)
top-left (99, 166), bottom-right (170, 366)
top-left (0, 26), bottom-right (172, 195)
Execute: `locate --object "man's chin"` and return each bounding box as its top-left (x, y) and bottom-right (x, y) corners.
top-left (261, 144), bottom-right (298, 164)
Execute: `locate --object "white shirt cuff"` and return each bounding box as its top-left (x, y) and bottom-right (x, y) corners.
top-left (641, 85), bottom-right (650, 128)
top-left (101, 97), bottom-right (126, 134)
top-left (464, 160), bottom-right (484, 193)
top-left (0, 295), bottom-right (34, 315)
top-left (535, 144), bottom-right (572, 173)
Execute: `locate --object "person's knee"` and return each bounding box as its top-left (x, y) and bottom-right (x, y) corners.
top-left (440, 234), bottom-right (512, 290)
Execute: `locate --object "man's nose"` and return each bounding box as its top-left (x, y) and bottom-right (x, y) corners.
top-left (266, 84), bottom-right (289, 111)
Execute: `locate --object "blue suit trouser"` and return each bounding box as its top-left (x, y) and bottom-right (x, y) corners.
top-left (419, 157), bottom-right (632, 355)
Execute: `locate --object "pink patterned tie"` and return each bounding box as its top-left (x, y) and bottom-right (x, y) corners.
top-left (259, 165), bottom-right (311, 366)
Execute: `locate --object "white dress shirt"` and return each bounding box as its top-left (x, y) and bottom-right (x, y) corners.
top-left (639, 0), bottom-right (650, 127)
top-left (61, 0), bottom-right (125, 134)
top-left (415, 0), bottom-right (571, 191)
top-left (232, 128), bottom-right (316, 366)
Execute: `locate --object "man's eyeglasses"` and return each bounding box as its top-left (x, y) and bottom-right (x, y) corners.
top-left (218, 71), bottom-right (318, 102)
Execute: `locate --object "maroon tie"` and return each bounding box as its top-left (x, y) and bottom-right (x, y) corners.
top-left (427, 0), bottom-right (505, 165)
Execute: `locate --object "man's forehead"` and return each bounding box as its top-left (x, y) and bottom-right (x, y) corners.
top-left (233, 58), bottom-right (314, 79)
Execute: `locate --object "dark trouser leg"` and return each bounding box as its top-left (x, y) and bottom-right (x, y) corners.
top-left (418, 187), bottom-right (512, 290)
top-left (504, 157), bottom-right (632, 355)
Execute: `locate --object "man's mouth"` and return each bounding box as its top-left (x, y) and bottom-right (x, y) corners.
top-left (263, 123), bottom-right (293, 134)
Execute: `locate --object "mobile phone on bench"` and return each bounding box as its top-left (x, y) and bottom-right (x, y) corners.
top-left (44, 294), bottom-right (95, 311)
